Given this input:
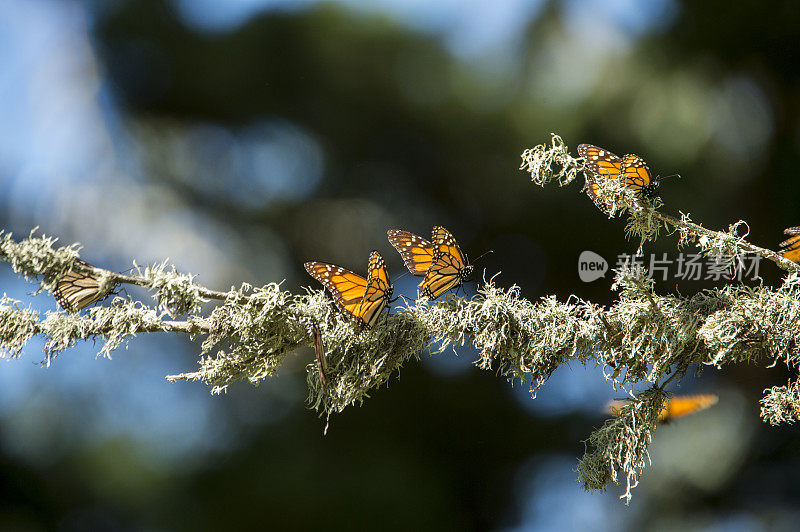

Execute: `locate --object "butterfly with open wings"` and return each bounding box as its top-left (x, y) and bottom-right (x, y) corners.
top-left (387, 226), bottom-right (473, 300)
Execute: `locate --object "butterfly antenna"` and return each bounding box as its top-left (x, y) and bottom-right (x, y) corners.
top-left (393, 270), bottom-right (413, 282)
top-left (471, 249), bottom-right (494, 266)
top-left (659, 173), bottom-right (681, 181)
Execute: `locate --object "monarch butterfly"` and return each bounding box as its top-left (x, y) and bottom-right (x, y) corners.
top-left (53, 259), bottom-right (114, 313)
top-left (388, 226), bottom-right (473, 300)
top-left (578, 144), bottom-right (661, 211)
top-left (779, 226), bottom-right (800, 263)
top-left (607, 393), bottom-right (719, 423)
top-left (304, 250), bottom-right (393, 328)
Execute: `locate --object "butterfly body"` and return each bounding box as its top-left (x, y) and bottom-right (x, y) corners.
top-left (388, 226), bottom-right (472, 300)
top-left (54, 259), bottom-right (113, 313)
top-left (304, 251), bottom-right (392, 328)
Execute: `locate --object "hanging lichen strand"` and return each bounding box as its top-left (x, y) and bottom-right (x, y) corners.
top-left (2, 134), bottom-right (800, 502)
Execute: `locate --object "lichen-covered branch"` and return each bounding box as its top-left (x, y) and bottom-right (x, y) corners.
top-left (0, 295), bottom-right (209, 365)
top-left (519, 133), bottom-right (800, 496)
top-left (577, 387), bottom-right (667, 503)
top-left (0, 229), bottom-right (231, 315)
top-left (521, 134), bottom-right (800, 273)
top-left (2, 133), bottom-right (800, 502)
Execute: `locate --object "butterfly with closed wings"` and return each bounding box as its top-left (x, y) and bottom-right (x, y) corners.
top-left (387, 226), bottom-right (473, 300)
top-left (304, 250), bottom-right (393, 328)
top-left (53, 258), bottom-right (116, 313)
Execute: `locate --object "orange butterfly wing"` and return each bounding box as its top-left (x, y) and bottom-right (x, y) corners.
top-left (608, 394), bottom-right (718, 423)
top-left (583, 176), bottom-right (608, 215)
top-left (779, 227), bottom-right (800, 263)
top-left (418, 226), bottom-right (472, 300)
top-left (304, 251), bottom-right (392, 327)
top-left (357, 251), bottom-right (393, 327)
top-left (620, 153), bottom-right (659, 198)
top-left (578, 144), bottom-right (622, 214)
top-left (578, 144), bottom-right (623, 179)
top-left (659, 394), bottom-right (719, 421)
top-left (305, 262), bottom-right (369, 318)
top-left (387, 229), bottom-right (435, 276)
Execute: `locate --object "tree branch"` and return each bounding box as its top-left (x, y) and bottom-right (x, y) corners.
top-left (2, 134), bottom-right (799, 502)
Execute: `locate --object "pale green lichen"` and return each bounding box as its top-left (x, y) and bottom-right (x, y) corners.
top-left (410, 284), bottom-right (597, 396)
top-left (0, 296), bottom-right (40, 358)
top-left (761, 379), bottom-right (800, 425)
top-left (577, 387), bottom-right (667, 503)
top-left (186, 280), bottom-right (602, 408)
top-left (40, 298), bottom-right (166, 364)
top-left (136, 259), bottom-right (207, 316)
top-left (0, 229), bottom-right (81, 289)
top-left (699, 221), bottom-right (752, 258)
top-left (625, 205), bottom-right (663, 249)
top-left (674, 217), bottom-right (754, 270)
top-left (520, 133), bottom-right (583, 187)
top-left (601, 266), bottom-right (721, 386)
top-left (697, 276), bottom-right (800, 369)
top-left (676, 211), bottom-right (698, 248)
top-left (191, 282), bottom-right (303, 390)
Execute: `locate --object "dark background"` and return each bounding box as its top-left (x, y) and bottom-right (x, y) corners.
top-left (1, 0), bottom-right (799, 529)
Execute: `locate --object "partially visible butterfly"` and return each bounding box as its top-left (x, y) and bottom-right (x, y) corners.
top-left (304, 250), bottom-right (393, 328)
top-left (578, 144), bottom-right (661, 212)
top-left (388, 226), bottom-right (473, 300)
top-left (53, 258), bottom-right (115, 313)
top-left (308, 319), bottom-right (327, 388)
top-left (779, 226), bottom-right (800, 263)
top-left (608, 393), bottom-right (719, 423)
top-left (387, 229), bottom-right (435, 276)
